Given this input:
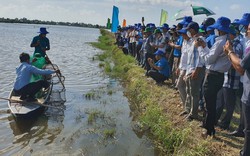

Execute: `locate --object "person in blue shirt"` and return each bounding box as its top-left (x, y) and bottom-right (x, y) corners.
top-left (13, 53), bottom-right (59, 101)
top-left (205, 26), bottom-right (216, 49)
top-left (30, 27), bottom-right (50, 57)
top-left (147, 50), bottom-right (170, 84)
top-left (169, 22), bottom-right (184, 86)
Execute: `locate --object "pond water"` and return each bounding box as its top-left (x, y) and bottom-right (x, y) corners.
top-left (0, 23), bottom-right (157, 156)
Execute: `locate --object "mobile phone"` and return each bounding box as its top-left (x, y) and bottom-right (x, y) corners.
top-left (196, 38), bottom-right (203, 42)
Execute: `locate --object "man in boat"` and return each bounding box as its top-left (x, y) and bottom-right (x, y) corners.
top-left (13, 53), bottom-right (59, 102)
top-left (30, 27), bottom-right (50, 57)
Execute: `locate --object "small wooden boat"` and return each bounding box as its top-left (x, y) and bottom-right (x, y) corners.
top-left (8, 82), bottom-right (53, 118)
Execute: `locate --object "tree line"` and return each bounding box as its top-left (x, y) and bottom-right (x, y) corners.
top-left (0, 17), bottom-right (105, 29)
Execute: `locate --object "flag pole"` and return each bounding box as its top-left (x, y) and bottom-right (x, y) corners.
top-left (190, 4), bottom-right (194, 18)
top-left (160, 9), bottom-right (163, 26)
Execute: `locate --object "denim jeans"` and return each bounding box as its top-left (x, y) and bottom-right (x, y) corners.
top-left (216, 87), bottom-right (237, 128)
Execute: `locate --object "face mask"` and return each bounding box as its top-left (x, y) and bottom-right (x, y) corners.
top-left (187, 31), bottom-right (192, 38)
top-left (214, 29), bottom-right (220, 36)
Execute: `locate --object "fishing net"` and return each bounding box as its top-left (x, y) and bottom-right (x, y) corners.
top-left (43, 64), bottom-right (66, 103)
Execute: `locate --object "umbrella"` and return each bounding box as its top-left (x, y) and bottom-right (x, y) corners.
top-left (174, 5), bottom-right (215, 20)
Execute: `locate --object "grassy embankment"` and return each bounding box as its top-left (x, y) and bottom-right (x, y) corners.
top-left (91, 29), bottom-right (243, 156)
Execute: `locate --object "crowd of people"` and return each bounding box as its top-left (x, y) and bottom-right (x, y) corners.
top-left (114, 13), bottom-right (250, 156)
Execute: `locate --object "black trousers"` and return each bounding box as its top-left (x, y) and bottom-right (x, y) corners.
top-left (14, 80), bottom-right (50, 99)
top-left (203, 71), bottom-right (224, 134)
top-left (136, 44), bottom-right (142, 63)
top-left (242, 103), bottom-right (250, 156)
top-left (148, 70), bottom-right (168, 83)
top-left (129, 42), bottom-right (136, 57)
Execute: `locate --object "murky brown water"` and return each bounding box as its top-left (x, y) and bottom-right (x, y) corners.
top-left (0, 23), bottom-right (156, 156)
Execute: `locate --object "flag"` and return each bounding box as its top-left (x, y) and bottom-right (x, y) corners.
top-left (106, 18), bottom-right (111, 29)
top-left (192, 6), bottom-right (215, 16)
top-left (111, 6), bottom-right (119, 32)
top-left (160, 9), bottom-right (168, 26)
top-left (174, 5), bottom-right (215, 20)
top-left (122, 19), bottom-right (126, 27)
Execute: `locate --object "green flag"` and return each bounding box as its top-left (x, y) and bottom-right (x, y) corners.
top-left (160, 9), bottom-right (168, 26)
top-left (192, 6), bottom-right (215, 16)
top-left (106, 18), bottom-right (111, 29)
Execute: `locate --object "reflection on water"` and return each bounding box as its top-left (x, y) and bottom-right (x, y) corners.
top-left (3, 103), bottom-right (65, 155)
top-left (0, 23), bottom-right (156, 156)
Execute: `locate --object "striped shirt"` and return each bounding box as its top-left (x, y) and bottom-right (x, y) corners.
top-left (186, 37), bottom-right (205, 75)
top-left (179, 39), bottom-right (191, 70)
top-left (223, 38), bottom-right (243, 89)
top-left (198, 35), bottom-right (231, 73)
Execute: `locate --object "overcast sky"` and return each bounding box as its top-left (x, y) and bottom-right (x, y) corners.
top-left (0, 0), bottom-right (249, 27)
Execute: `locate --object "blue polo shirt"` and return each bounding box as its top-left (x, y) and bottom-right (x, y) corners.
top-left (155, 57), bottom-right (170, 77)
top-left (14, 62), bottom-right (55, 90)
top-left (31, 35), bottom-right (50, 57)
top-left (206, 33), bottom-right (216, 49)
top-left (173, 35), bottom-right (183, 57)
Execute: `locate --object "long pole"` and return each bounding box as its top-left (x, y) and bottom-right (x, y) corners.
top-left (45, 54), bottom-right (65, 89)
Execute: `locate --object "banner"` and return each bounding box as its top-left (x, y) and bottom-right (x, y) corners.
top-left (111, 6), bottom-right (119, 32)
top-left (160, 9), bottom-right (168, 26)
top-left (122, 19), bottom-right (126, 27)
top-left (106, 18), bottom-right (111, 29)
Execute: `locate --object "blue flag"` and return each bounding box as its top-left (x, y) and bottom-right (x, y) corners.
top-left (111, 6), bottom-right (119, 32)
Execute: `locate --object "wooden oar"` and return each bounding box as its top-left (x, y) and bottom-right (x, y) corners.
top-left (45, 54), bottom-right (65, 89)
top-left (0, 97), bottom-right (64, 110)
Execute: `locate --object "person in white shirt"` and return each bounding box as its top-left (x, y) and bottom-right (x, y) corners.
top-left (128, 26), bottom-right (138, 57)
top-left (175, 28), bottom-right (190, 113)
top-left (181, 22), bottom-right (206, 121)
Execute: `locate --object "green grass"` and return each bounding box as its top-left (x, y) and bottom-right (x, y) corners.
top-left (107, 90), bottom-right (113, 95)
top-left (85, 91), bottom-right (95, 99)
top-left (87, 109), bottom-right (101, 124)
top-left (103, 129), bottom-right (116, 139)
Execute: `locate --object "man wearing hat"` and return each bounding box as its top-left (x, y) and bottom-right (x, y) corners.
top-left (168, 23), bottom-right (184, 86)
top-left (143, 27), bottom-right (156, 75)
top-left (182, 22), bottom-right (206, 121)
top-left (196, 16), bottom-right (232, 137)
top-left (223, 21), bottom-right (250, 156)
top-left (128, 25), bottom-right (137, 57)
top-left (30, 27), bottom-right (50, 57)
top-left (147, 49), bottom-right (170, 84)
top-left (175, 28), bottom-right (190, 112)
top-left (216, 25), bottom-right (243, 130)
top-left (151, 29), bottom-right (167, 54)
top-left (227, 13), bottom-right (250, 156)
top-left (161, 23), bottom-right (171, 41)
top-left (227, 14), bottom-right (250, 138)
top-left (161, 23), bottom-right (171, 57)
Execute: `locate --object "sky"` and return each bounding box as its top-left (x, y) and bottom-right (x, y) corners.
top-left (0, 0), bottom-right (249, 27)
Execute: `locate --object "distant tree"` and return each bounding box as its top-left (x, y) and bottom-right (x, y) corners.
top-left (0, 17), bottom-right (105, 28)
